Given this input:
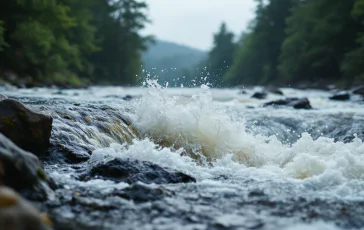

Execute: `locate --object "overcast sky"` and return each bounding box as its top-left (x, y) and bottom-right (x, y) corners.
top-left (142, 0), bottom-right (256, 51)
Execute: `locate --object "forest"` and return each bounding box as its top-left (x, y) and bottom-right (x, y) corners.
top-left (204, 0), bottom-right (364, 87)
top-left (2, 0), bottom-right (364, 88)
top-left (0, 0), bottom-right (150, 87)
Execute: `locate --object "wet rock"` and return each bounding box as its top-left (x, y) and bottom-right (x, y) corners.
top-left (251, 92), bottom-right (267, 100)
top-left (238, 90), bottom-right (247, 95)
top-left (49, 142), bottom-right (91, 164)
top-left (123, 95), bottom-right (133, 101)
top-left (0, 94), bottom-right (8, 100)
top-left (248, 189), bottom-right (266, 197)
top-left (0, 97), bottom-right (52, 155)
top-left (113, 183), bottom-right (172, 203)
top-left (81, 158), bottom-right (196, 184)
top-left (104, 95), bottom-right (133, 101)
top-left (0, 186), bottom-right (52, 230)
top-left (0, 133), bottom-right (52, 200)
top-left (264, 86), bottom-right (284, 95)
top-left (352, 85), bottom-right (364, 96)
top-left (329, 91), bottom-right (350, 101)
top-left (263, 97), bottom-right (312, 109)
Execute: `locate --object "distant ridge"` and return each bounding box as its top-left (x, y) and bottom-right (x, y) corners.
top-left (142, 39), bottom-right (207, 71)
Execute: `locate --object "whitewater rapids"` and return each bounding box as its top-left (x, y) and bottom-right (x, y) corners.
top-left (2, 82), bottom-right (364, 229)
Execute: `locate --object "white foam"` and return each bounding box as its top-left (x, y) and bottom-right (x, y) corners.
top-left (123, 80), bottom-right (364, 184)
top-left (283, 221), bottom-right (340, 230)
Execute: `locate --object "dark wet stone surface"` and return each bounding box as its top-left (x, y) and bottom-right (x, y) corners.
top-left (49, 143), bottom-right (92, 164)
top-left (80, 158), bottom-right (196, 184)
top-left (112, 183), bottom-right (173, 203)
top-left (251, 92), bottom-right (267, 99)
top-left (43, 176), bottom-right (364, 230)
top-left (329, 91), bottom-right (350, 101)
top-left (263, 97), bottom-right (312, 109)
top-left (0, 133), bottom-right (52, 201)
top-left (0, 98), bottom-right (52, 155)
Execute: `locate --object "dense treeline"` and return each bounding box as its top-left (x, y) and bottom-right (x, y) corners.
top-left (205, 0), bottom-right (364, 87)
top-left (0, 0), bottom-right (150, 86)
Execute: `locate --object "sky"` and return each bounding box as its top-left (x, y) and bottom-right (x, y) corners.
top-left (142, 0), bottom-right (257, 51)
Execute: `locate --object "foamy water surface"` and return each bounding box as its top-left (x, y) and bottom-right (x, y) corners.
top-left (2, 83), bottom-right (364, 229)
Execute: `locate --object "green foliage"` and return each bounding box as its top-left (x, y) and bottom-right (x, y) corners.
top-left (86, 0), bottom-right (150, 85)
top-left (0, 0), bottom-right (150, 86)
top-left (279, 0), bottom-right (358, 84)
top-left (0, 21), bottom-right (6, 51)
top-left (218, 0), bottom-right (364, 86)
top-left (205, 22), bottom-right (236, 86)
top-left (341, 0), bottom-right (364, 83)
top-left (224, 0), bottom-right (297, 86)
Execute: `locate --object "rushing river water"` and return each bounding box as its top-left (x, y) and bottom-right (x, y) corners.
top-left (1, 82), bottom-right (364, 230)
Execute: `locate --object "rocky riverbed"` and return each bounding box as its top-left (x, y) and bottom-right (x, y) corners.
top-left (0, 83), bottom-right (364, 230)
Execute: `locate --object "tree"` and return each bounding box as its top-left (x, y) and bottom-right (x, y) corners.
top-left (0, 21), bottom-right (6, 51)
top-left (0, 0), bottom-right (97, 83)
top-left (341, 0), bottom-right (364, 84)
top-left (279, 0), bottom-right (359, 84)
top-left (88, 0), bottom-right (151, 85)
top-left (224, 0), bottom-right (298, 86)
top-left (0, 0), bottom-right (150, 86)
top-left (205, 22), bottom-right (236, 86)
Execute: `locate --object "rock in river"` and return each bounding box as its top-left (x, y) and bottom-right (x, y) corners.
top-left (0, 96), bottom-right (52, 155)
top-left (81, 158), bottom-right (196, 184)
top-left (0, 186), bottom-right (52, 230)
top-left (0, 133), bottom-right (52, 200)
top-left (113, 183), bottom-right (173, 203)
top-left (263, 97), bottom-right (312, 109)
top-left (251, 92), bottom-right (267, 100)
top-left (329, 91), bottom-right (350, 101)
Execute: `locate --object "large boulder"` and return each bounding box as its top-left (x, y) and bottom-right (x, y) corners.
top-left (0, 133), bottom-right (52, 200)
top-left (263, 97), bottom-right (312, 109)
top-left (251, 92), bottom-right (267, 100)
top-left (0, 186), bottom-right (52, 230)
top-left (0, 95), bottom-right (52, 155)
top-left (329, 91), bottom-right (350, 101)
top-left (80, 158), bottom-right (196, 184)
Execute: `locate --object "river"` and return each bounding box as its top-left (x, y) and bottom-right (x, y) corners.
top-left (1, 81), bottom-right (364, 230)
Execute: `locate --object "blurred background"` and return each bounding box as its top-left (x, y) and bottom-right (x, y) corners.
top-left (0, 0), bottom-right (363, 88)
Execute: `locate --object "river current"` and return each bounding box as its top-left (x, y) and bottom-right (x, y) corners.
top-left (1, 82), bottom-right (364, 230)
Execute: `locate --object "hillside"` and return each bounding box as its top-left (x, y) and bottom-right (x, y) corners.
top-left (142, 40), bottom-right (207, 85)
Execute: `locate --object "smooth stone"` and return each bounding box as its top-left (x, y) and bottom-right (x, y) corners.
top-left (0, 133), bottom-right (52, 200)
top-left (0, 94), bottom-right (8, 101)
top-left (0, 186), bottom-right (53, 230)
top-left (81, 158), bottom-right (196, 184)
top-left (263, 97), bottom-right (312, 109)
top-left (251, 92), bottom-right (267, 99)
top-left (329, 91), bottom-right (350, 101)
top-left (113, 183), bottom-right (172, 203)
top-left (0, 98), bottom-right (52, 155)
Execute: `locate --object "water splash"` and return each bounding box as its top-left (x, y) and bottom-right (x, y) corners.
top-left (130, 80), bottom-right (364, 181)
